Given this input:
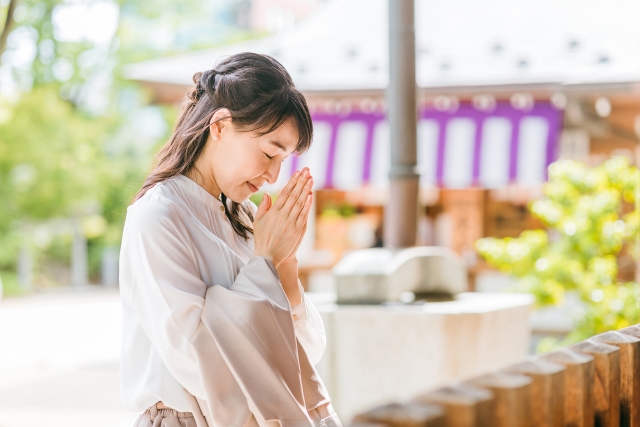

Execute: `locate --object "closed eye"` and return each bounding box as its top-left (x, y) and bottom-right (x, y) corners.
top-left (265, 152), bottom-right (287, 163)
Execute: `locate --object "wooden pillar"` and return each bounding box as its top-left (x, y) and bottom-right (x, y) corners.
top-left (502, 358), bottom-right (565, 427)
top-left (440, 189), bottom-right (485, 256)
top-left (538, 349), bottom-right (595, 427)
top-left (353, 402), bottom-right (446, 427)
top-left (592, 331), bottom-right (640, 427)
top-left (414, 384), bottom-right (495, 427)
top-left (465, 372), bottom-right (533, 427)
top-left (570, 340), bottom-right (621, 427)
top-left (384, 0), bottom-right (419, 249)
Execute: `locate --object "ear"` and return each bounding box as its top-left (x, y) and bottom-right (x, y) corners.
top-left (209, 108), bottom-right (232, 142)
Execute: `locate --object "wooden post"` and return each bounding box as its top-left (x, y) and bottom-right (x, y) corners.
top-left (617, 325), bottom-right (640, 427)
top-left (353, 402), bottom-right (446, 427)
top-left (592, 331), bottom-right (640, 427)
top-left (569, 340), bottom-right (621, 427)
top-left (538, 348), bottom-right (595, 427)
top-left (618, 325), bottom-right (640, 339)
top-left (502, 358), bottom-right (565, 427)
top-left (413, 384), bottom-right (495, 427)
top-left (464, 372), bottom-right (532, 427)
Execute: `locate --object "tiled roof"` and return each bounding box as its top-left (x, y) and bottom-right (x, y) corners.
top-left (124, 0), bottom-right (640, 92)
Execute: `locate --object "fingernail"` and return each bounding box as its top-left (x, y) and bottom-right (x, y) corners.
top-left (293, 171), bottom-right (300, 178)
top-left (303, 170), bottom-right (309, 177)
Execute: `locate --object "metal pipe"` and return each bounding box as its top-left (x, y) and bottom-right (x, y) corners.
top-left (384, 0), bottom-right (419, 249)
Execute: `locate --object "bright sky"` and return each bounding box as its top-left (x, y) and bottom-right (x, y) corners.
top-left (52, 0), bottom-right (119, 45)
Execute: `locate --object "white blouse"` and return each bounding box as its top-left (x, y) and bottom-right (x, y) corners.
top-left (119, 174), bottom-right (327, 413)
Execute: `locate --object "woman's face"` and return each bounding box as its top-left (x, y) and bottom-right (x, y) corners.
top-left (207, 109), bottom-right (300, 203)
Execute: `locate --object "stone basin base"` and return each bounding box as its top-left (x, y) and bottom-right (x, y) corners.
top-left (310, 292), bottom-right (533, 422)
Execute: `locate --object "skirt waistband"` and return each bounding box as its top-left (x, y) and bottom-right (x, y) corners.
top-left (135, 403), bottom-right (196, 426)
top-left (144, 405), bottom-right (193, 418)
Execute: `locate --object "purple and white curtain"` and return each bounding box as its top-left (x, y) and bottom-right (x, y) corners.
top-left (263, 102), bottom-right (562, 192)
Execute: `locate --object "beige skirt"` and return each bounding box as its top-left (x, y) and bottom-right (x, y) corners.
top-left (133, 405), bottom-right (198, 427)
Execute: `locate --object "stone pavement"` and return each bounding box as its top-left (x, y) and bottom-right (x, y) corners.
top-left (0, 288), bottom-right (139, 427)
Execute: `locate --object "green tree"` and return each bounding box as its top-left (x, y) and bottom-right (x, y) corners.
top-left (0, 0), bottom-right (260, 290)
top-left (476, 157), bottom-right (640, 344)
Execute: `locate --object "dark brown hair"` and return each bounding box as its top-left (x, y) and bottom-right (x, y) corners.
top-left (132, 52), bottom-right (313, 239)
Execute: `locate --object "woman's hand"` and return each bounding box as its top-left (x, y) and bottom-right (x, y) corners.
top-left (253, 167), bottom-right (314, 268)
top-left (281, 217), bottom-right (308, 266)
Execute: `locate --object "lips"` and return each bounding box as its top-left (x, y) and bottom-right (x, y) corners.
top-left (247, 182), bottom-right (259, 192)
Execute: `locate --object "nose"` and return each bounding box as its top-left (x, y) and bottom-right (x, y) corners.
top-left (264, 160), bottom-right (282, 185)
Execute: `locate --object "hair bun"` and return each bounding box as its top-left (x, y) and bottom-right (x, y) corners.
top-left (200, 69), bottom-right (218, 98)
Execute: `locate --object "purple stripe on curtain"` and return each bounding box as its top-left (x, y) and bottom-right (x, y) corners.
top-left (508, 118), bottom-right (521, 181)
top-left (544, 107), bottom-right (564, 180)
top-left (435, 117), bottom-right (448, 187)
top-left (362, 120), bottom-right (378, 183)
top-left (308, 102), bottom-right (561, 190)
top-left (324, 123), bottom-right (339, 188)
top-left (289, 152), bottom-right (298, 176)
top-left (472, 117), bottom-right (485, 186)
top-left (422, 102), bottom-right (561, 186)
top-left (311, 111), bottom-right (385, 188)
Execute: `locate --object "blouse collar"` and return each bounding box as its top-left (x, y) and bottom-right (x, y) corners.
top-left (172, 174), bottom-right (226, 210)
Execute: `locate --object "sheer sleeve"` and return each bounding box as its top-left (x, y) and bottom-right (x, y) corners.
top-left (244, 200), bottom-right (327, 365)
top-left (291, 282), bottom-right (327, 365)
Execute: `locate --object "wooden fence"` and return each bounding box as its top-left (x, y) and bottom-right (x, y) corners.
top-left (350, 324), bottom-right (640, 427)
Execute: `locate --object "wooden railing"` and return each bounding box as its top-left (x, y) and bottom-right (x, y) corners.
top-left (349, 324), bottom-right (640, 427)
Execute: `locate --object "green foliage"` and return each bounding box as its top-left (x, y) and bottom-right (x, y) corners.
top-left (0, 270), bottom-right (23, 297)
top-left (0, 0), bottom-right (260, 292)
top-left (0, 84), bottom-right (150, 271)
top-left (321, 202), bottom-right (357, 218)
top-left (0, 86), bottom-right (112, 219)
top-left (476, 157), bottom-right (640, 344)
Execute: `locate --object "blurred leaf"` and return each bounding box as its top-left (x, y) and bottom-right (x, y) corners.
top-left (477, 157), bottom-right (640, 340)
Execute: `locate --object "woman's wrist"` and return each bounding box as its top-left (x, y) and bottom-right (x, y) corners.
top-left (276, 258), bottom-right (298, 278)
top-left (279, 257), bottom-right (298, 267)
top-left (253, 250), bottom-right (278, 266)
top-left (276, 259), bottom-right (302, 306)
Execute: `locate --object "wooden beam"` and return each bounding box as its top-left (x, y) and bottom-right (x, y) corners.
top-left (465, 372), bottom-right (532, 427)
top-left (353, 402), bottom-right (446, 427)
top-left (592, 331), bottom-right (640, 427)
top-left (414, 384), bottom-right (495, 427)
top-left (502, 358), bottom-right (565, 427)
top-left (538, 349), bottom-right (595, 427)
top-left (569, 340), bottom-right (621, 427)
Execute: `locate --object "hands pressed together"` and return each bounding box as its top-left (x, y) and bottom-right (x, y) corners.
top-left (253, 167), bottom-right (313, 269)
